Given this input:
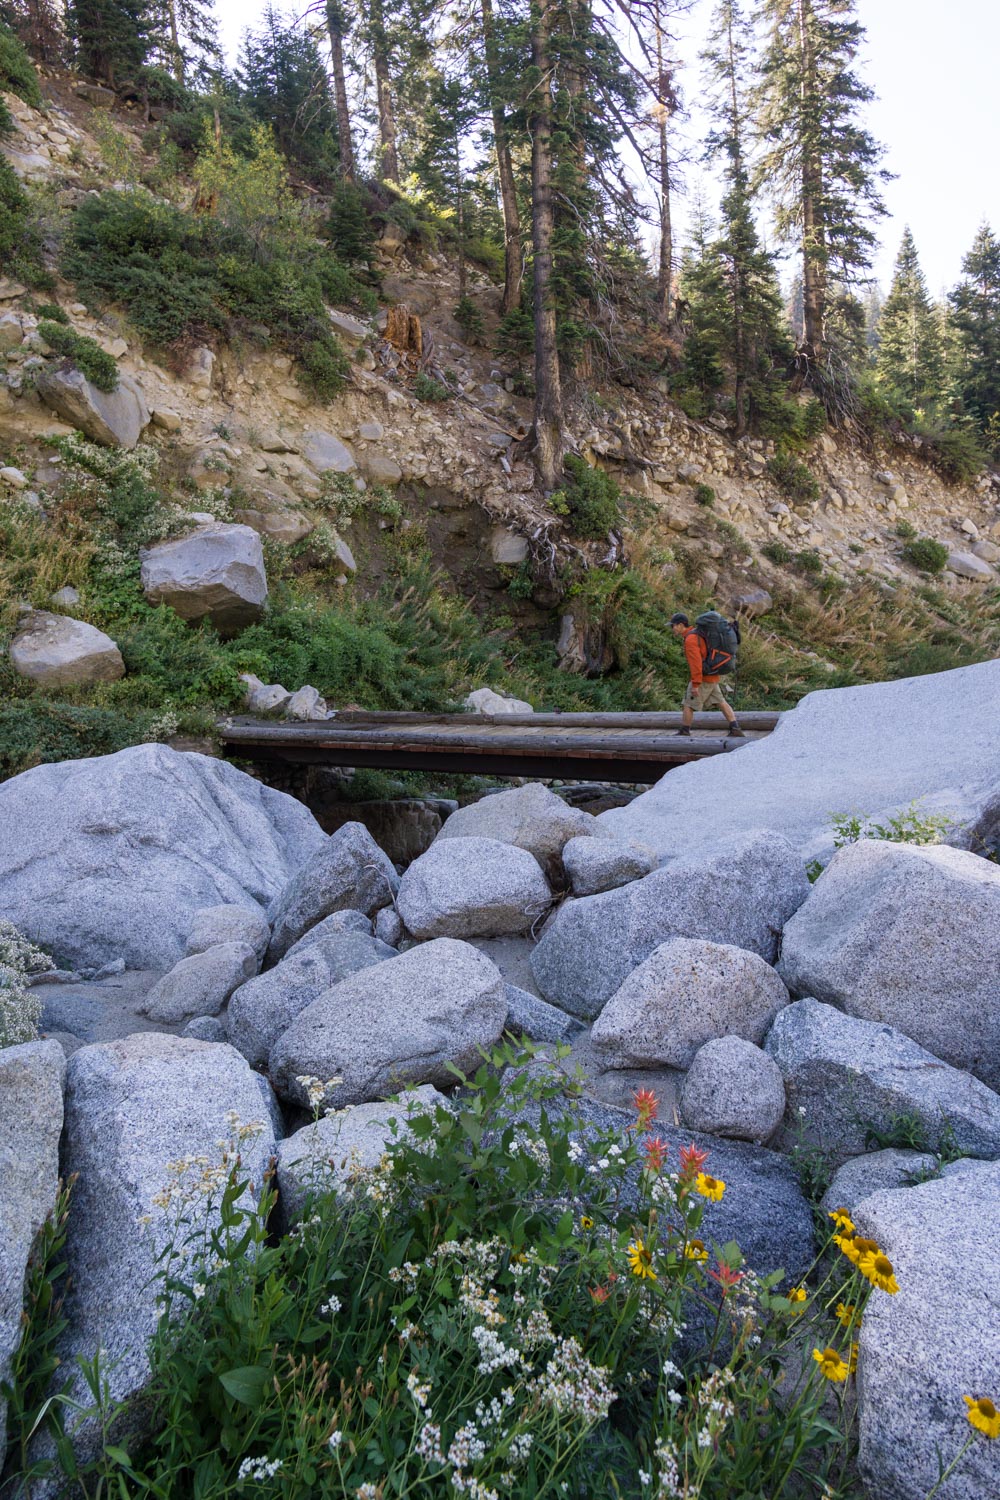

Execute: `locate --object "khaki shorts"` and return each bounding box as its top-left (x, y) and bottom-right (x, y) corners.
top-left (683, 681), bottom-right (728, 711)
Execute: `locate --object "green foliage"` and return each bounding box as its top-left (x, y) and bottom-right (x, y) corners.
top-left (20, 1053), bottom-right (877, 1498)
top-left (919, 425), bottom-right (987, 484)
top-left (414, 371), bottom-right (452, 402)
top-left (761, 540), bottom-right (792, 565)
top-left (454, 294), bottom-right (485, 343)
top-left (948, 223), bottom-right (1000, 451)
top-left (894, 520), bottom-right (917, 541)
top-left (495, 306), bottom-right (534, 360)
top-left (829, 801), bottom-right (952, 850)
top-left (0, 155), bottom-right (48, 287)
top-left (901, 536), bottom-right (949, 575)
top-left (38, 322), bottom-right (119, 392)
top-left (752, 387), bottom-right (826, 449)
top-left (32, 301), bottom-right (68, 323)
top-left (766, 451), bottom-right (820, 503)
top-left (874, 228), bottom-right (945, 410)
top-left (0, 20), bottom-right (41, 107)
top-left (0, 919), bottom-right (51, 1046)
top-left (326, 180), bottom-right (376, 265)
top-left (794, 549), bottom-right (823, 575)
top-left (550, 457), bottom-right (622, 540)
top-left (693, 483), bottom-right (715, 508)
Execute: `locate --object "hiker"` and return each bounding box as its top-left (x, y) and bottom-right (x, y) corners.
top-left (670, 612), bottom-right (745, 738)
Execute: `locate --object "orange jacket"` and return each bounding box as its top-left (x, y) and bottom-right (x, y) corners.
top-left (684, 628), bottom-right (719, 687)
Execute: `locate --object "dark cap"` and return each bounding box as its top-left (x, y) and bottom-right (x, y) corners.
top-left (670, 612), bottom-right (689, 626)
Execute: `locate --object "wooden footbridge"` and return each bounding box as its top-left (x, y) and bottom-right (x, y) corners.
top-left (219, 709), bottom-right (780, 783)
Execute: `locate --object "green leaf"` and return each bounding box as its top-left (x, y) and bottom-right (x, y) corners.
top-left (218, 1365), bottom-right (271, 1407)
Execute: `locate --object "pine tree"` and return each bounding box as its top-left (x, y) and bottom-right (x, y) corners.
top-left (239, 5), bottom-right (337, 177)
top-left (755, 0), bottom-right (888, 383)
top-left (151, 0), bottom-right (220, 84)
top-left (702, 0), bottom-right (788, 432)
top-left (948, 222), bottom-right (1000, 445)
top-left (66, 0), bottom-right (149, 85)
top-left (874, 227), bottom-right (944, 410)
top-left (415, 71), bottom-right (480, 300)
top-left (324, 0), bottom-right (355, 179)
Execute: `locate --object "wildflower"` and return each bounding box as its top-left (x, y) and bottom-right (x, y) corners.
top-left (626, 1238), bottom-right (657, 1281)
top-left (319, 1295), bottom-right (342, 1315)
top-left (837, 1233), bottom-right (878, 1268)
top-left (708, 1262), bottom-right (743, 1294)
top-left (416, 1421), bottom-right (444, 1463)
top-left (695, 1172), bottom-right (725, 1202)
top-left (355, 1486), bottom-right (381, 1500)
top-left (828, 1207), bottom-right (855, 1235)
top-left (678, 1142), bottom-right (710, 1181)
top-left (643, 1137), bottom-right (666, 1173)
top-left (191, 1282), bottom-right (206, 1300)
top-left (786, 1285), bottom-right (808, 1313)
top-left (684, 1238), bottom-right (708, 1262)
top-left (964, 1396), bottom-right (1000, 1440)
top-left (812, 1347), bottom-right (850, 1383)
top-left (835, 1302), bottom-right (858, 1329)
top-left (590, 1285), bottom-right (610, 1304)
top-left (633, 1087), bottom-right (658, 1128)
top-left (848, 1342), bottom-right (859, 1374)
top-left (406, 1370), bottom-right (433, 1411)
top-left (237, 1456), bottom-right (284, 1482)
top-left (856, 1247), bottom-right (899, 1295)
top-left (328, 1430), bottom-right (343, 1450)
top-left (579, 1215), bottom-right (594, 1231)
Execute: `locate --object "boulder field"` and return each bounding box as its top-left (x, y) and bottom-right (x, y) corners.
top-left (1, 670), bottom-right (999, 1500)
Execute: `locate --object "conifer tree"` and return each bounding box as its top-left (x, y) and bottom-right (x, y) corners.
top-left (948, 222), bottom-right (1000, 445)
top-left (66, 0), bottom-right (149, 85)
top-left (324, 0), bottom-right (355, 178)
top-left (151, 0), bottom-right (220, 84)
top-left (702, 0), bottom-right (787, 432)
top-left (755, 0), bottom-right (888, 382)
top-left (874, 227), bottom-right (944, 409)
top-left (239, 6), bottom-right (337, 177)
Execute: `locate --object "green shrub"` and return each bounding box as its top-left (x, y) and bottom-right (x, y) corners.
top-left (38, 322), bottom-right (119, 392)
top-left (414, 371), bottom-right (451, 402)
top-left (454, 294), bottom-right (484, 344)
top-left (767, 450), bottom-right (820, 503)
top-left (902, 536), bottom-right (949, 575)
top-left (751, 384), bottom-right (825, 448)
top-left (326, 180), bottom-right (375, 265)
top-left (495, 306), bottom-right (534, 359)
top-left (761, 540), bottom-right (791, 565)
top-left (795, 548), bottom-right (823, 575)
top-left (920, 425), bottom-right (987, 484)
top-left (0, 919), bottom-right (51, 1046)
top-left (894, 519), bottom-right (917, 541)
top-left (0, 22), bottom-right (41, 109)
top-left (0, 700), bottom-right (153, 780)
top-left (550, 456), bottom-right (622, 540)
top-left (0, 156), bottom-right (48, 286)
top-left (693, 483), bottom-right (715, 508)
top-left (16, 1052), bottom-right (893, 1498)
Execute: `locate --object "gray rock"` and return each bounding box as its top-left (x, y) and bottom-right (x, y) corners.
top-left (284, 910), bottom-right (374, 949)
top-left (599, 659), bottom-right (1000, 865)
top-left (186, 904), bottom-right (270, 963)
top-left (140, 523), bottom-right (268, 634)
top-left (374, 907), bottom-right (404, 948)
top-left (591, 937), bottom-right (789, 1067)
top-left (57, 1035), bottom-right (279, 1459)
top-left (138, 942), bottom-right (258, 1023)
top-left (35, 970), bottom-right (163, 1045)
top-left (819, 1148), bottom-right (938, 1217)
top-left (503, 984), bottom-right (584, 1044)
top-left (181, 1015), bottom-right (227, 1042)
top-left (465, 935), bottom-right (540, 994)
top-left (50, 586), bottom-right (81, 608)
top-left (947, 549), bottom-right (995, 580)
top-left (240, 674), bottom-right (291, 715)
top-left (9, 610), bottom-right (124, 686)
top-left (36, 366), bottom-right (149, 449)
top-left (0, 1041), bottom-right (64, 1456)
top-left (563, 834), bottom-right (658, 895)
top-left (396, 836), bottom-right (552, 940)
top-left (327, 309), bottom-right (370, 344)
top-left (228, 929), bottom-right (395, 1067)
top-left (464, 687), bottom-right (533, 714)
top-left (284, 685), bottom-right (328, 721)
top-left (268, 938), bottom-right (508, 1108)
top-left (779, 839), bottom-right (1000, 1090)
top-left (276, 1086), bottom-right (445, 1222)
top-left (0, 743), bottom-right (326, 971)
top-left (489, 527), bottom-right (529, 565)
top-left (435, 783), bottom-right (595, 878)
top-left (531, 830), bottom-right (808, 1019)
top-left (299, 430), bottom-right (356, 474)
top-left (267, 822), bottom-right (399, 962)
top-left (731, 588), bottom-right (773, 618)
top-left (680, 1036), bottom-right (786, 1144)
top-left (361, 450), bottom-right (403, 486)
top-left (764, 999), bottom-right (1000, 1166)
top-left (854, 1162), bottom-right (1000, 1500)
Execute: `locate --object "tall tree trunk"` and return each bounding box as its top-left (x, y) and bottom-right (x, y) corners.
top-left (368, 0), bottom-right (399, 183)
top-left (481, 0), bottom-right (522, 314)
top-left (798, 0), bottom-right (825, 369)
top-left (326, 0), bottom-right (355, 180)
top-left (166, 0), bottom-right (183, 83)
top-left (530, 0), bottom-right (563, 491)
top-left (654, 8), bottom-right (673, 322)
top-left (455, 130), bottom-right (467, 301)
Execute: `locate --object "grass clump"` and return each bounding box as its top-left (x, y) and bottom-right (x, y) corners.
top-left (38, 322), bottom-right (120, 392)
top-left (761, 540), bottom-right (792, 565)
top-left (693, 483), bottom-right (715, 508)
top-left (901, 536), bottom-right (949, 575)
top-left (8, 1055), bottom-right (914, 1499)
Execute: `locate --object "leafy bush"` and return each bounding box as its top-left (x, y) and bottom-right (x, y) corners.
top-left (454, 294), bottom-right (484, 344)
top-left (326, 180), bottom-right (375, 265)
top-left (414, 371), bottom-right (451, 402)
top-left (14, 1055), bottom-right (912, 1498)
top-left (767, 451), bottom-right (820, 504)
top-left (751, 384), bottom-right (825, 448)
top-left (495, 306), bottom-right (534, 359)
top-left (0, 699), bottom-right (153, 780)
top-left (894, 519), bottom-right (917, 541)
top-left (32, 301), bottom-right (67, 323)
top-left (38, 322), bottom-right (119, 392)
top-left (920, 425), bottom-right (987, 484)
top-left (0, 156), bottom-right (48, 286)
top-left (0, 21), bottom-right (41, 109)
top-left (761, 540), bottom-right (791, 565)
top-left (830, 800), bottom-right (952, 850)
top-left (902, 536), bottom-right (949, 575)
top-left (693, 484), bottom-right (715, 508)
top-left (550, 456), bottom-right (622, 540)
top-left (0, 919), bottom-right (51, 1046)
top-left (795, 549), bottom-right (823, 575)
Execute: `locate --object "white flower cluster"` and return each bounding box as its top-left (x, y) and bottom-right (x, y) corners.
top-left (652, 1437), bottom-right (682, 1499)
top-left (471, 1323), bottom-right (522, 1376)
top-left (406, 1369), bottom-right (433, 1413)
top-left (508, 1129), bottom-right (550, 1170)
top-left (0, 920), bottom-right (51, 1047)
top-left (416, 1421), bottom-right (444, 1463)
top-left (694, 1366), bottom-right (736, 1450)
top-left (319, 1294), bottom-right (342, 1315)
top-left (236, 1455), bottom-right (283, 1482)
top-left (294, 1074), bottom-right (342, 1110)
top-left (537, 1337), bottom-right (615, 1423)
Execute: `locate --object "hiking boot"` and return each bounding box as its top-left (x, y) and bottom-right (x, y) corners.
top-left (726, 721), bottom-right (747, 737)
top-left (676, 726), bottom-right (692, 738)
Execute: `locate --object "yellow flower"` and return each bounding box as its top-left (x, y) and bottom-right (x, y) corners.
top-left (848, 1342), bottom-right (859, 1374)
top-left (835, 1302), bottom-right (858, 1330)
top-left (837, 1233), bottom-right (878, 1268)
top-left (857, 1248), bottom-right (899, 1295)
top-left (827, 1207), bottom-right (855, 1235)
top-left (787, 1286), bottom-right (808, 1314)
top-left (627, 1238), bottom-right (658, 1281)
top-left (964, 1397), bottom-right (1000, 1440)
top-left (579, 1216), bottom-right (594, 1231)
top-left (695, 1172), bottom-right (726, 1202)
top-left (684, 1238), bottom-right (709, 1262)
top-left (813, 1347), bottom-right (850, 1383)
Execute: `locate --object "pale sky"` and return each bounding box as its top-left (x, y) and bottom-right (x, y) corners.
top-left (214, 0), bottom-right (1000, 298)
